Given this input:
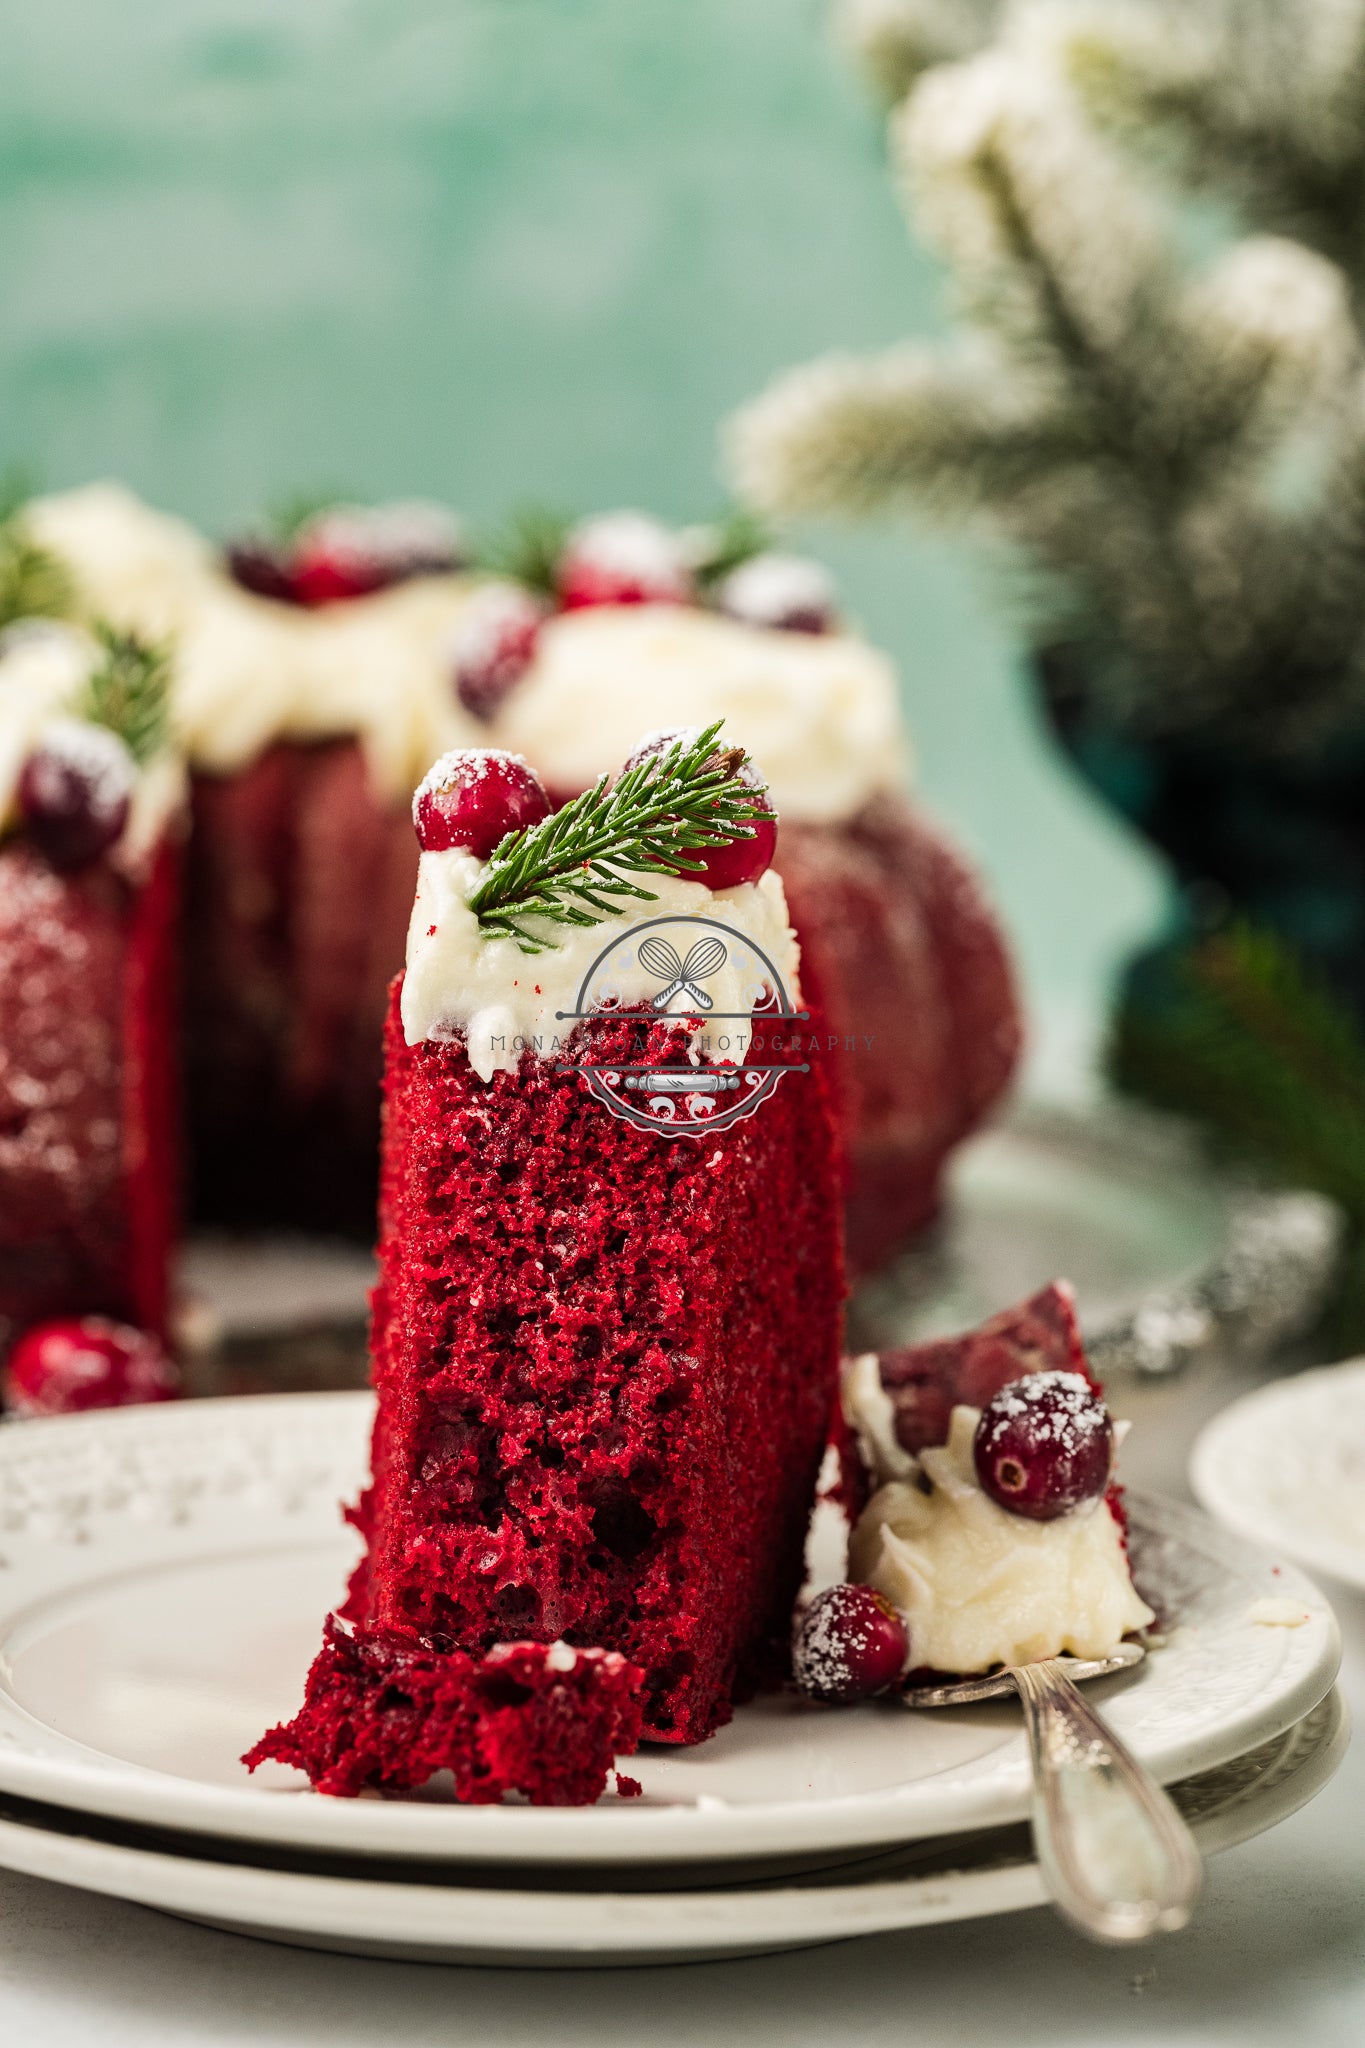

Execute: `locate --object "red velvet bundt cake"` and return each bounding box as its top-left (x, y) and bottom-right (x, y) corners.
top-left (22, 485), bottom-right (476, 1236)
top-left (0, 624), bottom-right (181, 1353)
top-left (249, 734), bottom-right (844, 1795)
top-left (1, 486), bottom-right (1019, 1367)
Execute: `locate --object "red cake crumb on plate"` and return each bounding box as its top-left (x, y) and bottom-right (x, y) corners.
top-left (245, 1618), bottom-right (643, 1805)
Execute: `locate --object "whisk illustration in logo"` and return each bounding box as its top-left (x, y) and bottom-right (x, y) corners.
top-left (557, 913), bottom-right (807, 1136)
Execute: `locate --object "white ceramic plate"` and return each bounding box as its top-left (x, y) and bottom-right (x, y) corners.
top-left (1192, 1358), bottom-right (1365, 1592)
top-left (0, 1394), bottom-right (1340, 1866)
top-left (0, 1691), bottom-right (1345, 1966)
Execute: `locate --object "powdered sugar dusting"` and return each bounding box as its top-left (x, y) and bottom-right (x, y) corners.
top-left (716, 551), bottom-right (835, 626)
top-left (565, 511), bottom-right (688, 586)
top-left (302, 499), bottom-right (464, 571)
top-left (26, 719), bottom-right (136, 825)
top-left (413, 746), bottom-right (535, 815)
top-left (450, 583), bottom-right (547, 669)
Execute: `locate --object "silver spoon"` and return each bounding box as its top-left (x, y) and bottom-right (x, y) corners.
top-left (903, 1642), bottom-right (1202, 1943)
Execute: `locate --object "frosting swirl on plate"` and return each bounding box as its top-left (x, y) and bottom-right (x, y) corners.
top-left (847, 1399), bottom-right (1154, 1675)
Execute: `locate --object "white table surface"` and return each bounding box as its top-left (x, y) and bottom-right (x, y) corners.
top-left (2, 1348), bottom-right (1362, 2048)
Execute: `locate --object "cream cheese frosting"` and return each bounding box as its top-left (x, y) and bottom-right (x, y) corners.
top-left (848, 1403), bottom-right (1154, 1674)
top-left (402, 848), bottom-right (802, 1082)
top-left (25, 484), bottom-right (480, 799)
top-left (491, 604), bottom-right (907, 823)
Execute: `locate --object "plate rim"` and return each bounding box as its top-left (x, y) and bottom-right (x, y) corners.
top-left (0, 1391), bottom-right (1343, 1866)
top-left (1191, 1356), bottom-right (1365, 1593)
top-left (0, 1689), bottom-right (1346, 1964)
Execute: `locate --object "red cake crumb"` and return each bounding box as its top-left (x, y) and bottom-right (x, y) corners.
top-left (347, 986), bottom-right (843, 1749)
top-left (614, 1771), bottom-right (643, 1798)
top-left (776, 796), bottom-right (1021, 1277)
top-left (0, 838), bottom-right (178, 1350)
top-left (244, 1618), bottom-right (643, 1805)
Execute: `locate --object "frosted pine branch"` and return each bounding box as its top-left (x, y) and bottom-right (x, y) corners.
top-left (1047, 0), bottom-right (1365, 274)
top-left (836, 0), bottom-right (1004, 103)
top-left (727, 343), bottom-right (1083, 518)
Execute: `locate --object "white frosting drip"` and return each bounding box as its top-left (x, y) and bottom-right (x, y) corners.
top-left (490, 605), bottom-right (907, 823)
top-left (402, 848), bottom-right (801, 1082)
top-left (25, 484), bottom-right (480, 798)
top-left (848, 1405), bottom-right (1154, 1674)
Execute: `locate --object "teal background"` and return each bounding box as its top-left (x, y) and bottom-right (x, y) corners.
top-left (0, 0), bottom-right (1166, 1080)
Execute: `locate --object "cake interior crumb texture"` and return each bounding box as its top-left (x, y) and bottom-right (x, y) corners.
top-left (345, 984), bottom-right (845, 1749)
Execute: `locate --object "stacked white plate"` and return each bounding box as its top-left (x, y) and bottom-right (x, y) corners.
top-left (0, 1394), bottom-right (1345, 1965)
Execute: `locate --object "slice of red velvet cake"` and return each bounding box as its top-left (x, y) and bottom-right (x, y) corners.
top-left (250, 731), bottom-right (844, 1797)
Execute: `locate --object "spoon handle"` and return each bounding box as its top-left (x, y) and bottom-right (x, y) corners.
top-left (1012, 1658), bottom-right (1202, 1943)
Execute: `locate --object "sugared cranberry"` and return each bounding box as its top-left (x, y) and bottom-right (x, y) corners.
top-left (413, 748), bottom-right (551, 858)
top-left (621, 727), bottom-right (777, 890)
top-left (450, 583), bottom-right (549, 721)
top-left (556, 512), bottom-right (693, 610)
top-left (794, 1583), bottom-right (909, 1704)
top-left (3, 1316), bottom-right (180, 1418)
top-left (290, 521), bottom-right (387, 608)
top-left (18, 721), bottom-right (136, 873)
top-left (291, 501), bottom-right (465, 607)
top-left (715, 552), bottom-right (838, 635)
top-left (973, 1370), bottom-right (1114, 1521)
top-left (225, 539), bottom-right (299, 605)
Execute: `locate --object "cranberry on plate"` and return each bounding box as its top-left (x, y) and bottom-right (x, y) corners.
top-left (4, 1317), bottom-right (180, 1417)
top-left (794, 1583), bottom-right (909, 1704)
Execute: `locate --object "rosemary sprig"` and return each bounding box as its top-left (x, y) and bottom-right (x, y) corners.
top-left (0, 518), bottom-right (75, 631)
top-left (81, 624), bottom-right (172, 765)
top-left (688, 505), bottom-right (771, 588)
top-left (474, 505), bottom-right (572, 595)
top-left (468, 720), bottom-right (768, 953)
top-left (266, 489), bottom-right (347, 543)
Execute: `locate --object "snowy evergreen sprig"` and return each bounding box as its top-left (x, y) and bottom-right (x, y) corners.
top-left (1054, 0), bottom-right (1365, 285)
top-left (837, 0), bottom-right (1004, 104)
top-left (469, 722), bottom-right (768, 953)
top-left (729, 10), bottom-right (1365, 752)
